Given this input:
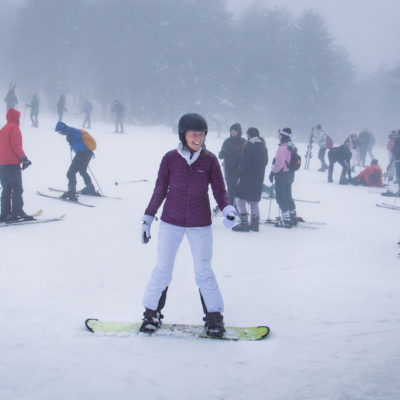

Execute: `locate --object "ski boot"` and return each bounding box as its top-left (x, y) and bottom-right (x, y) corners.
top-left (203, 312), bottom-right (225, 337)
top-left (249, 215), bottom-right (260, 232)
top-left (139, 308), bottom-right (164, 333)
top-left (79, 185), bottom-right (101, 196)
top-left (10, 211), bottom-right (35, 222)
top-left (232, 213), bottom-right (250, 232)
top-left (289, 210), bottom-right (298, 226)
top-left (61, 190), bottom-right (78, 201)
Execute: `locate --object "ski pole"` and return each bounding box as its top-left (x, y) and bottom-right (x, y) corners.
top-left (114, 179), bottom-right (148, 186)
top-left (88, 165), bottom-right (104, 195)
top-left (267, 194), bottom-right (272, 222)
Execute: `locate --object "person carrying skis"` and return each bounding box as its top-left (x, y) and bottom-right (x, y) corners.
top-left (269, 127), bottom-right (297, 227)
top-left (26, 95), bottom-right (39, 128)
top-left (54, 121), bottom-right (98, 200)
top-left (218, 123), bottom-right (246, 205)
top-left (350, 159), bottom-right (382, 187)
top-left (233, 127), bottom-right (268, 232)
top-left (0, 108), bottom-right (33, 221)
top-left (140, 113), bottom-right (236, 337)
top-left (327, 143), bottom-right (352, 184)
top-left (315, 124), bottom-right (329, 171)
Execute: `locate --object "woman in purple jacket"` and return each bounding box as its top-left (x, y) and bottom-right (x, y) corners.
top-left (140, 113), bottom-right (237, 337)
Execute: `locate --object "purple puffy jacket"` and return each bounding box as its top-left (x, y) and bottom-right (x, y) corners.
top-left (145, 149), bottom-right (229, 227)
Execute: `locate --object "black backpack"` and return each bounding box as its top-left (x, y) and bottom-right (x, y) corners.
top-left (287, 147), bottom-right (301, 171)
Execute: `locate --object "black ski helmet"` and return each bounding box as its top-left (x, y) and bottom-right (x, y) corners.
top-left (178, 113), bottom-right (208, 146)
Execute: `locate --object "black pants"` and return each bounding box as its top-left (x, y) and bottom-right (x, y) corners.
top-left (318, 147), bottom-right (328, 168)
top-left (0, 165), bottom-right (24, 217)
top-left (275, 171), bottom-right (295, 213)
top-left (67, 150), bottom-right (94, 194)
top-left (328, 159), bottom-right (351, 183)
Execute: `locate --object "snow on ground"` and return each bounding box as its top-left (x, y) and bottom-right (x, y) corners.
top-left (1, 114), bottom-right (399, 400)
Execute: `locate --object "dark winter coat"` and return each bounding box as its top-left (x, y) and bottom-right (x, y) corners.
top-left (328, 144), bottom-right (352, 164)
top-left (392, 136), bottom-right (400, 161)
top-left (0, 108), bottom-right (25, 165)
top-left (218, 134), bottom-right (246, 179)
top-left (358, 130), bottom-right (375, 150)
top-left (235, 137), bottom-right (268, 202)
top-left (145, 148), bottom-right (229, 227)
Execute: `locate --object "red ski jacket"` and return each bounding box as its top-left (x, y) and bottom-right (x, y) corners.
top-left (0, 108), bottom-right (25, 165)
top-left (355, 165), bottom-right (382, 187)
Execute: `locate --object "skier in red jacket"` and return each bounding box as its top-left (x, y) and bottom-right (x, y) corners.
top-left (0, 108), bottom-right (32, 221)
top-left (350, 159), bottom-right (382, 187)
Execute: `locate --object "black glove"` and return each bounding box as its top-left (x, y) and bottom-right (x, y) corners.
top-left (21, 156), bottom-right (32, 170)
top-left (269, 172), bottom-right (275, 183)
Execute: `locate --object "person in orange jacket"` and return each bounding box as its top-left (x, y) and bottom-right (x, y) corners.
top-left (0, 108), bottom-right (33, 221)
top-left (350, 159), bottom-right (382, 187)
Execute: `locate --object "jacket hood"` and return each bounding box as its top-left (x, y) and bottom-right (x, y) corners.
top-left (55, 121), bottom-right (68, 135)
top-left (6, 108), bottom-right (20, 125)
top-left (230, 123), bottom-right (242, 137)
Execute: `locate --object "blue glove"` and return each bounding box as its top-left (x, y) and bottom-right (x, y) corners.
top-left (222, 205), bottom-right (237, 229)
top-left (141, 215), bottom-right (155, 244)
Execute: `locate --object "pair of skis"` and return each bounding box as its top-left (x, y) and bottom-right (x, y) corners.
top-left (37, 187), bottom-right (122, 207)
top-left (0, 209), bottom-right (65, 227)
top-left (264, 217), bottom-right (324, 230)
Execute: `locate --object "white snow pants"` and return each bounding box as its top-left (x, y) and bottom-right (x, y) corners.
top-left (143, 221), bottom-right (224, 313)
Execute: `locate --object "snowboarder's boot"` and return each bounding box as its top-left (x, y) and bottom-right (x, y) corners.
top-left (203, 312), bottom-right (225, 337)
top-left (232, 213), bottom-right (250, 232)
top-left (139, 309), bottom-right (164, 333)
top-left (249, 215), bottom-right (259, 232)
top-left (139, 287), bottom-right (168, 333)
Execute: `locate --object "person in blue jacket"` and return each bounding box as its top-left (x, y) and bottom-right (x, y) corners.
top-left (55, 121), bottom-right (98, 200)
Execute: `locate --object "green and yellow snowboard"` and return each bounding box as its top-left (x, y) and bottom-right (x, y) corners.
top-left (85, 319), bottom-right (270, 341)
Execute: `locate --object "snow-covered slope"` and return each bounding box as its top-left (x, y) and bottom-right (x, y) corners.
top-left (1, 114), bottom-right (399, 400)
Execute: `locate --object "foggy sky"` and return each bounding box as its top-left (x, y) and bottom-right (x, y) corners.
top-left (225, 0), bottom-right (400, 77)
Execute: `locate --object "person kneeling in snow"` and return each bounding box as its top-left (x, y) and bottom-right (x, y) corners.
top-left (350, 159), bottom-right (383, 187)
top-left (140, 113), bottom-right (236, 337)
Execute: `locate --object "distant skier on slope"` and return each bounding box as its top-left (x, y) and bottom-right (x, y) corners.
top-left (57, 95), bottom-right (67, 122)
top-left (4, 83), bottom-right (18, 111)
top-left (327, 143), bottom-right (352, 184)
top-left (269, 127), bottom-right (298, 227)
top-left (139, 113), bottom-right (236, 337)
top-left (26, 94), bottom-right (39, 128)
top-left (0, 108), bottom-right (33, 222)
top-left (54, 121), bottom-right (98, 200)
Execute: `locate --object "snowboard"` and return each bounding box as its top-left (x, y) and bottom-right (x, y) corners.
top-left (85, 318), bottom-right (270, 341)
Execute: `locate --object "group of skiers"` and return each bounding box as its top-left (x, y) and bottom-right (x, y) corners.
top-left (4, 85), bottom-right (125, 132)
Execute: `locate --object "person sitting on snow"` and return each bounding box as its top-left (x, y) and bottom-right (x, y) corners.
top-left (350, 159), bottom-right (383, 187)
